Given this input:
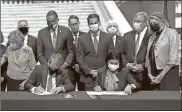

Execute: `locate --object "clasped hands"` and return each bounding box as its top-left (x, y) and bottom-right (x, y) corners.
top-left (127, 63), bottom-right (144, 73)
top-left (148, 73), bottom-right (164, 84)
top-left (33, 86), bottom-right (65, 94)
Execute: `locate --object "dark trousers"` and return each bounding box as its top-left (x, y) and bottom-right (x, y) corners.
top-left (68, 68), bottom-right (85, 91)
top-left (6, 76), bottom-right (25, 91)
top-left (1, 77), bottom-right (7, 91)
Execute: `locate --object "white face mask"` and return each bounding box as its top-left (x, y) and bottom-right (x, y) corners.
top-left (108, 63), bottom-right (119, 72)
top-left (89, 24), bottom-right (99, 33)
top-left (108, 27), bottom-right (118, 34)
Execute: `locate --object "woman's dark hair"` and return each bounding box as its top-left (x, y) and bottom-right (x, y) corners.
top-left (105, 51), bottom-right (123, 71)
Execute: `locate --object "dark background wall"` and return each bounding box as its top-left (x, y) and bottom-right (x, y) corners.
top-left (117, 1), bottom-right (176, 28)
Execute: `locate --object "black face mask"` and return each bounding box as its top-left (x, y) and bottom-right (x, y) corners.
top-left (19, 27), bottom-right (28, 34)
top-left (150, 23), bottom-right (160, 31)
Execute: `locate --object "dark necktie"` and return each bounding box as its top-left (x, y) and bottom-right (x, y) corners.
top-left (93, 34), bottom-right (98, 54)
top-left (134, 33), bottom-right (141, 64)
top-left (52, 30), bottom-right (57, 50)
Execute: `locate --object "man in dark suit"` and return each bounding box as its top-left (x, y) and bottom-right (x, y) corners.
top-left (25, 53), bottom-right (74, 94)
top-left (37, 10), bottom-right (72, 69)
top-left (120, 12), bottom-right (150, 90)
top-left (66, 15), bottom-right (85, 90)
top-left (18, 20), bottom-right (38, 62)
top-left (76, 14), bottom-right (113, 90)
top-left (1, 31), bottom-right (8, 91)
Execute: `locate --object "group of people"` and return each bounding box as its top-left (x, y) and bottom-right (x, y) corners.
top-left (1, 10), bottom-right (180, 95)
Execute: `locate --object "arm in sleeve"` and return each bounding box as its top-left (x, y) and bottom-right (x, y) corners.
top-left (28, 49), bottom-right (36, 72)
top-left (24, 66), bottom-right (37, 91)
top-left (37, 31), bottom-right (48, 66)
top-left (61, 70), bottom-right (74, 92)
top-left (1, 48), bottom-right (8, 66)
top-left (76, 37), bottom-right (92, 75)
top-left (64, 35), bottom-right (74, 67)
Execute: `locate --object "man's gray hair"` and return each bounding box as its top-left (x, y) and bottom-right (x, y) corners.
top-left (134, 12), bottom-right (148, 22)
top-left (48, 53), bottom-right (64, 65)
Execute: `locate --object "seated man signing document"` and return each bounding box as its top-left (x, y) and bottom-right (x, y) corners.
top-left (25, 53), bottom-right (74, 94)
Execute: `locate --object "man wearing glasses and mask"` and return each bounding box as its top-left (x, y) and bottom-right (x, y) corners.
top-left (37, 10), bottom-right (72, 71)
top-left (66, 15), bottom-right (86, 91)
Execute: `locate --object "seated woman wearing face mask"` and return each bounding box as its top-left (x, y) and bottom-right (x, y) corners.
top-left (1, 30), bottom-right (36, 91)
top-left (93, 51), bottom-right (140, 94)
top-left (145, 12), bottom-right (180, 91)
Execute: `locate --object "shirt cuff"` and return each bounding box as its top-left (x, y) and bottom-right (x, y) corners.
top-left (130, 84), bottom-right (136, 89)
top-left (30, 87), bottom-right (36, 92)
top-left (64, 62), bottom-right (68, 67)
top-left (126, 63), bottom-right (130, 67)
top-left (61, 86), bottom-right (66, 92)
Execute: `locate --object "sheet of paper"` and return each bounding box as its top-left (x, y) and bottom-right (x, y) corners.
top-left (32, 91), bottom-right (54, 95)
top-left (86, 91), bottom-right (127, 96)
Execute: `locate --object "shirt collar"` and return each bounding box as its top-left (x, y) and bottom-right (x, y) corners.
top-left (24, 34), bottom-right (28, 41)
top-left (113, 35), bottom-right (117, 39)
top-left (90, 30), bottom-right (100, 37)
top-left (72, 31), bottom-right (79, 37)
top-left (137, 27), bottom-right (147, 36)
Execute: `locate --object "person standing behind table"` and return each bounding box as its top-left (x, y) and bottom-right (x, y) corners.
top-left (25, 53), bottom-right (74, 94)
top-left (106, 20), bottom-right (123, 51)
top-left (66, 15), bottom-right (86, 90)
top-left (145, 12), bottom-right (180, 91)
top-left (37, 10), bottom-right (72, 69)
top-left (93, 51), bottom-right (140, 94)
top-left (6, 20), bottom-right (38, 62)
top-left (76, 14), bottom-right (114, 91)
top-left (1, 30), bottom-right (36, 91)
top-left (120, 12), bottom-right (150, 90)
top-left (1, 31), bottom-right (8, 91)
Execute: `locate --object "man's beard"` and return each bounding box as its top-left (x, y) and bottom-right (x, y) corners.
top-left (49, 67), bottom-right (58, 74)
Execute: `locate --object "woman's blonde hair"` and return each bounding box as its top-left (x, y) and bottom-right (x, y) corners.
top-left (147, 12), bottom-right (170, 34)
top-left (8, 30), bottom-right (24, 46)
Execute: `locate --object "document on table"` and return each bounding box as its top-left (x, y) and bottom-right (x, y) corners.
top-left (86, 91), bottom-right (128, 96)
top-left (32, 91), bottom-right (54, 95)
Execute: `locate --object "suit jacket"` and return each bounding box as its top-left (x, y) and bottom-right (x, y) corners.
top-left (67, 30), bottom-right (85, 66)
top-left (27, 35), bottom-right (38, 62)
top-left (76, 30), bottom-right (113, 83)
top-left (95, 66), bottom-right (140, 91)
top-left (120, 30), bottom-right (150, 68)
top-left (111, 35), bottom-right (123, 51)
top-left (6, 34), bottom-right (38, 62)
top-left (1, 44), bottom-right (8, 78)
top-left (25, 65), bottom-right (74, 92)
top-left (37, 25), bottom-right (72, 66)
top-left (145, 27), bottom-right (180, 70)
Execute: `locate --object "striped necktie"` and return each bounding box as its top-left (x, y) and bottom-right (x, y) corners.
top-left (52, 30), bottom-right (57, 50)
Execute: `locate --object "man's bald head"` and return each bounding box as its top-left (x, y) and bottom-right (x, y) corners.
top-left (18, 20), bottom-right (29, 29)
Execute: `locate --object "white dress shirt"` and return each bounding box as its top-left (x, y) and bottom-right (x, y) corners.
top-left (72, 31), bottom-right (79, 41)
top-left (31, 72), bottom-right (65, 93)
top-left (91, 30), bottom-right (100, 44)
top-left (112, 35), bottom-right (116, 47)
top-left (24, 34), bottom-right (28, 46)
top-left (50, 26), bottom-right (58, 45)
top-left (135, 27), bottom-right (147, 49)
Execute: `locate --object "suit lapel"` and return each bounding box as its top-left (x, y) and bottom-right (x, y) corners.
top-left (137, 30), bottom-right (148, 55)
top-left (41, 67), bottom-right (49, 90)
top-left (27, 35), bottom-right (31, 46)
top-left (55, 25), bottom-right (63, 51)
top-left (131, 31), bottom-right (136, 55)
top-left (88, 32), bottom-right (97, 54)
top-left (97, 31), bottom-right (104, 55)
top-left (46, 27), bottom-right (54, 50)
top-left (115, 35), bottom-right (120, 48)
top-left (155, 28), bottom-right (167, 46)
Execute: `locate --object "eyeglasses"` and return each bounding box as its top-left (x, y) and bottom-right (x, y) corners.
top-left (69, 23), bottom-right (79, 27)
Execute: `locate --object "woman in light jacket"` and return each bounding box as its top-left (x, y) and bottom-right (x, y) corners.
top-left (145, 12), bottom-right (180, 91)
top-left (1, 30), bottom-right (36, 91)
